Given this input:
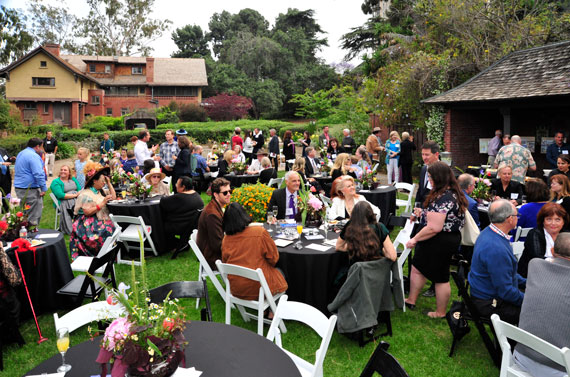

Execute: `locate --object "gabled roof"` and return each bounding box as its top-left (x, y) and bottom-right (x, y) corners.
top-left (423, 40), bottom-right (570, 104)
top-left (151, 58), bottom-right (207, 86)
top-left (61, 55), bottom-right (147, 71)
top-left (0, 46), bottom-right (98, 84)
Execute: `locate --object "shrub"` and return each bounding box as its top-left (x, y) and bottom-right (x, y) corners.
top-left (178, 103), bottom-right (207, 122)
top-left (0, 99), bottom-right (21, 131)
top-left (155, 106), bottom-right (179, 125)
top-left (56, 142), bottom-right (76, 160)
top-left (231, 183), bottom-right (274, 222)
top-left (82, 115), bottom-right (124, 131)
top-left (0, 135), bottom-right (29, 156)
top-left (84, 123), bottom-right (108, 133)
top-left (203, 94), bottom-right (253, 121)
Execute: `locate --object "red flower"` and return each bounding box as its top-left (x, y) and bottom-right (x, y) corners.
top-left (25, 205), bottom-right (31, 210)
top-left (0, 220), bottom-right (7, 235)
top-left (310, 186), bottom-right (316, 193)
top-left (16, 212), bottom-right (23, 218)
top-left (106, 295), bottom-right (118, 305)
top-left (162, 318), bottom-right (175, 332)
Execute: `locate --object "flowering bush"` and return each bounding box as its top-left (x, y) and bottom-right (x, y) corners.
top-left (231, 183), bottom-right (274, 222)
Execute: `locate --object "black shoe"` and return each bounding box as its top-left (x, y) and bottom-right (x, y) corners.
top-left (422, 288), bottom-right (436, 297)
top-left (405, 302), bottom-right (416, 310)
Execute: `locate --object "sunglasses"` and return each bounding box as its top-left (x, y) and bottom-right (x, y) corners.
top-left (219, 190), bottom-right (231, 196)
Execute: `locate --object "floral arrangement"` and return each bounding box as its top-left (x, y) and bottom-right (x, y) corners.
top-left (231, 183), bottom-right (274, 222)
top-left (0, 193), bottom-right (32, 240)
top-left (229, 161), bottom-right (248, 174)
top-left (317, 148), bottom-right (332, 173)
top-left (94, 243), bottom-right (187, 377)
top-left (472, 173), bottom-right (492, 200)
top-left (358, 166), bottom-right (379, 189)
top-left (129, 177), bottom-right (153, 200)
top-left (297, 182), bottom-right (326, 226)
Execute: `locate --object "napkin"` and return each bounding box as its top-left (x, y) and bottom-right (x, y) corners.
top-left (172, 366), bottom-right (203, 376)
top-left (27, 372), bottom-right (66, 377)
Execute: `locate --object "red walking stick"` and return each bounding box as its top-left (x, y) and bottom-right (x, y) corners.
top-left (11, 242), bottom-right (48, 344)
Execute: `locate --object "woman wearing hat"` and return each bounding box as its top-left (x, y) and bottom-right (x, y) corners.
top-left (69, 161), bottom-right (116, 261)
top-left (146, 167), bottom-right (170, 196)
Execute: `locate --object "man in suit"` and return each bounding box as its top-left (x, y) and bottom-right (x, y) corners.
top-left (304, 147), bottom-right (321, 177)
top-left (415, 140), bottom-right (440, 208)
top-left (268, 128), bottom-right (280, 169)
top-left (268, 171), bottom-right (301, 220)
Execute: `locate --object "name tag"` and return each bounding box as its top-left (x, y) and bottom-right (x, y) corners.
top-left (286, 208), bottom-right (293, 216)
top-left (270, 153), bottom-right (276, 158)
top-left (511, 193), bottom-right (519, 200)
top-left (332, 154), bottom-right (337, 159)
top-left (563, 150), bottom-right (569, 154)
top-left (3, 155), bottom-right (8, 161)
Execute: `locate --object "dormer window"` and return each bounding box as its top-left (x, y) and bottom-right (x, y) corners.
top-left (105, 64), bottom-right (111, 73)
top-left (89, 64), bottom-right (96, 73)
top-left (40, 61), bottom-right (47, 68)
top-left (132, 66), bottom-right (143, 75)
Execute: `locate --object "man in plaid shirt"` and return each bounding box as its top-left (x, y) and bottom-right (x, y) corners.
top-left (159, 130), bottom-right (180, 176)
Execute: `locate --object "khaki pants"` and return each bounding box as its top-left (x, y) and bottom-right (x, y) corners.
top-left (45, 153), bottom-right (56, 175)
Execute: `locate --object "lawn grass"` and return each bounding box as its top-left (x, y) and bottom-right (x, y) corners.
top-left (1, 188), bottom-right (499, 377)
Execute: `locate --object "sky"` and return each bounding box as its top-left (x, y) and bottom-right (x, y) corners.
top-left (2, 0), bottom-right (369, 66)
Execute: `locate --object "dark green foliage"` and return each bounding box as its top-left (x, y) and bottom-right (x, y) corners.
top-left (55, 141), bottom-right (75, 159)
top-left (0, 6), bottom-right (33, 65)
top-left (171, 24), bottom-right (210, 58)
top-left (83, 123), bottom-right (108, 133)
top-left (178, 103), bottom-right (207, 122)
top-left (0, 135), bottom-right (30, 156)
top-left (155, 106), bottom-right (179, 125)
top-left (82, 116), bottom-right (124, 131)
top-left (0, 99), bottom-right (21, 131)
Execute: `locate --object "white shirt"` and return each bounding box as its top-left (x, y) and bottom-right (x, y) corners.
top-left (330, 196), bottom-right (381, 221)
top-left (310, 157), bottom-right (319, 173)
top-left (285, 189), bottom-right (298, 217)
top-left (544, 229), bottom-right (554, 258)
top-left (248, 159), bottom-right (262, 173)
top-left (134, 140), bottom-right (152, 166)
top-left (243, 137), bottom-right (253, 153)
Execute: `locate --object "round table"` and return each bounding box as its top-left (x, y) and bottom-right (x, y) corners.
top-left (6, 229), bottom-right (73, 319)
top-left (224, 174), bottom-right (259, 188)
top-left (269, 225), bottom-right (347, 315)
top-left (26, 321), bottom-right (301, 377)
top-left (358, 186), bottom-right (397, 225)
top-left (107, 197), bottom-right (168, 255)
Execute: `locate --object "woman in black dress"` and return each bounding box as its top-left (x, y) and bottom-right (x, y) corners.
top-left (404, 161), bottom-right (466, 318)
top-left (299, 131), bottom-right (311, 157)
top-left (548, 154), bottom-right (570, 182)
top-left (217, 150), bottom-right (234, 177)
top-left (173, 136), bottom-right (192, 192)
top-left (399, 132), bottom-right (416, 184)
top-left (282, 130), bottom-right (296, 171)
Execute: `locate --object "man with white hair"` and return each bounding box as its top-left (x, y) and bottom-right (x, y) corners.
top-left (493, 135), bottom-right (536, 183)
top-left (268, 171), bottom-right (301, 219)
top-left (457, 173), bottom-right (480, 228)
top-left (341, 128), bottom-right (356, 154)
top-left (487, 129), bottom-right (502, 166)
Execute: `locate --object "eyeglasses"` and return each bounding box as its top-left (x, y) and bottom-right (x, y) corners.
top-left (219, 190), bottom-right (231, 196)
top-left (509, 213), bottom-right (520, 219)
top-left (151, 175), bottom-right (161, 179)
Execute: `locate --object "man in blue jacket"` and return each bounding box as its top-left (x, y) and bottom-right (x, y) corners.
top-left (469, 199), bottom-right (525, 325)
top-left (546, 131), bottom-right (569, 169)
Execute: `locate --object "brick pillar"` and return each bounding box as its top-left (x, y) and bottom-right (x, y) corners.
top-left (71, 102), bottom-right (80, 128)
top-left (444, 109), bottom-right (452, 152)
top-left (146, 58), bottom-right (154, 83)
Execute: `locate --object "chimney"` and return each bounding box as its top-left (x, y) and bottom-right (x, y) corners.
top-left (146, 57), bottom-right (154, 83)
top-left (44, 44), bottom-right (60, 57)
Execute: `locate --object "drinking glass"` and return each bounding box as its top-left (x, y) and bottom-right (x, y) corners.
top-left (295, 224), bottom-right (303, 249)
top-left (121, 190), bottom-right (127, 200)
top-left (56, 327), bottom-right (72, 373)
top-left (272, 206), bottom-right (278, 220)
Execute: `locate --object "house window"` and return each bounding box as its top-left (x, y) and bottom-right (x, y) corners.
top-left (43, 103), bottom-right (49, 114)
top-left (40, 61), bottom-right (47, 68)
top-left (105, 64), bottom-right (111, 73)
top-left (91, 95), bottom-right (100, 105)
top-left (24, 103), bottom-right (36, 109)
top-left (131, 66), bottom-right (143, 75)
top-left (32, 77), bottom-right (55, 86)
top-left (106, 108), bottom-right (113, 116)
top-left (89, 64), bottom-right (96, 73)
top-left (121, 107), bottom-right (129, 116)
top-left (139, 86), bottom-right (145, 94)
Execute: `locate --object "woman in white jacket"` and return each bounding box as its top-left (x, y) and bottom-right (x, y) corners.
top-left (330, 175), bottom-right (380, 221)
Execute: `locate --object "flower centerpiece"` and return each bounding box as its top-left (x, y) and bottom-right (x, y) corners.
top-left (229, 161), bottom-right (248, 175)
top-left (472, 175), bottom-right (493, 201)
top-left (358, 166), bottom-right (379, 190)
top-left (231, 183), bottom-right (274, 222)
top-left (94, 244), bottom-right (187, 377)
top-left (128, 172), bottom-right (152, 201)
top-left (297, 183), bottom-right (326, 227)
top-left (0, 193), bottom-right (32, 241)
top-left (317, 148), bottom-right (332, 175)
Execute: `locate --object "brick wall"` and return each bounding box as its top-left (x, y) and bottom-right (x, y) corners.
top-left (105, 96), bottom-right (200, 116)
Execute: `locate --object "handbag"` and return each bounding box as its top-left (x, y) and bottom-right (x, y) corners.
top-left (446, 300), bottom-right (470, 341)
top-left (460, 209), bottom-right (480, 246)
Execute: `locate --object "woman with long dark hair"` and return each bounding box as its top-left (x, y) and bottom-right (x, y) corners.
top-left (550, 174), bottom-right (570, 216)
top-left (173, 136), bottom-right (192, 190)
top-left (299, 130), bottom-right (311, 157)
top-left (282, 130), bottom-right (296, 171)
top-left (405, 161), bottom-right (467, 318)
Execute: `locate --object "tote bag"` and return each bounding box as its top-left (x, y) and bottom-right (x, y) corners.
top-left (460, 209), bottom-right (480, 246)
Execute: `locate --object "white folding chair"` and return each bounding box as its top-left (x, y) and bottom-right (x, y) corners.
top-left (268, 177), bottom-right (283, 188)
top-left (71, 228), bottom-right (122, 274)
top-left (162, 175), bottom-right (172, 193)
top-left (49, 192), bottom-right (62, 230)
top-left (53, 300), bottom-right (126, 334)
top-left (491, 314), bottom-right (570, 377)
top-left (511, 241), bottom-right (524, 261)
top-left (188, 230), bottom-right (227, 309)
top-left (267, 295), bottom-right (337, 377)
top-left (215, 260), bottom-right (287, 336)
top-left (319, 193), bottom-right (332, 208)
top-left (392, 226), bottom-right (412, 312)
top-left (513, 226), bottom-right (532, 242)
top-left (109, 214), bottom-right (157, 266)
top-left (372, 163), bottom-right (379, 172)
top-left (394, 182), bottom-right (416, 214)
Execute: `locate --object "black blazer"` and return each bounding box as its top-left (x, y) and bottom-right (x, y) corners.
top-left (259, 168), bottom-right (277, 185)
top-left (218, 160), bottom-right (230, 177)
top-left (304, 156), bottom-right (320, 177)
top-left (518, 227), bottom-right (546, 278)
top-left (331, 168), bottom-right (356, 182)
top-left (491, 178), bottom-right (524, 205)
top-left (415, 165), bottom-right (430, 207)
top-left (174, 147), bottom-right (192, 177)
top-left (268, 188), bottom-right (288, 220)
top-left (400, 139), bottom-right (416, 165)
top-left (327, 146), bottom-right (345, 156)
top-left (252, 133), bottom-right (264, 153)
top-left (268, 136), bottom-right (279, 155)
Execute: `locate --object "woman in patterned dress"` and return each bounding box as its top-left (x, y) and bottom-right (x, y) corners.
top-left (405, 161), bottom-right (467, 318)
top-left (69, 162), bottom-right (116, 260)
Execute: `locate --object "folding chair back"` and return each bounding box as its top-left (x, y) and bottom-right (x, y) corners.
top-left (189, 231), bottom-right (226, 309)
top-left (513, 226), bottom-right (532, 242)
top-left (71, 227), bottom-right (122, 274)
top-left (511, 241), bottom-right (524, 261)
top-left (268, 177), bottom-right (283, 188)
top-left (394, 183), bottom-right (416, 214)
top-left (267, 295), bottom-right (337, 377)
top-left (53, 300), bottom-right (125, 333)
top-left (216, 260), bottom-right (286, 336)
top-left (49, 192), bottom-right (62, 230)
top-left (359, 341), bottom-right (409, 377)
top-left (109, 214), bottom-right (157, 265)
top-left (491, 314), bottom-right (570, 377)
top-left (149, 280), bottom-right (212, 322)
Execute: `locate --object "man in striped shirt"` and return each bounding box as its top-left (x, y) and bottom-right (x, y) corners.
top-left (159, 130), bottom-right (180, 177)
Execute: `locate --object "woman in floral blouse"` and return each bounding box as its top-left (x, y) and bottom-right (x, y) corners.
top-left (69, 162), bottom-right (116, 260)
top-left (405, 161), bottom-right (467, 318)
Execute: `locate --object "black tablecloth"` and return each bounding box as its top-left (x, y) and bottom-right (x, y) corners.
top-left (107, 198), bottom-right (168, 255)
top-left (478, 206), bottom-right (490, 229)
top-left (358, 186), bottom-right (397, 225)
top-left (224, 174), bottom-right (259, 188)
top-left (27, 321), bottom-right (301, 377)
top-left (269, 225), bottom-right (347, 315)
top-left (7, 229), bottom-right (73, 319)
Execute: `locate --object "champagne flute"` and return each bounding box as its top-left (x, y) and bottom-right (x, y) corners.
top-left (121, 189), bottom-right (127, 200)
top-left (56, 327), bottom-right (72, 373)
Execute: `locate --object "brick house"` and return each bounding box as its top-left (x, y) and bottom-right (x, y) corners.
top-left (0, 44), bottom-right (207, 128)
top-left (422, 41), bottom-right (570, 174)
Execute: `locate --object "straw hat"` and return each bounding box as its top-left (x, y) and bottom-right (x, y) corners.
top-left (145, 167), bottom-right (166, 183)
top-left (256, 148), bottom-right (269, 156)
top-left (84, 161), bottom-right (110, 186)
top-left (372, 127), bottom-right (381, 133)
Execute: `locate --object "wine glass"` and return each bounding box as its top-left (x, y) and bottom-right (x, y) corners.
top-left (272, 206), bottom-right (278, 220)
top-left (56, 327), bottom-right (72, 373)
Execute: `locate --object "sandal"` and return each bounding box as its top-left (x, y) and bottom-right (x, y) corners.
top-left (426, 311), bottom-right (445, 319)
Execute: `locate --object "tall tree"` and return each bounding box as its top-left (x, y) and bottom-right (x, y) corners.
top-left (0, 6), bottom-right (33, 65)
top-left (26, 0), bottom-right (77, 52)
top-left (74, 0), bottom-right (171, 56)
top-left (171, 24), bottom-right (210, 58)
top-left (208, 9), bottom-right (268, 58)
top-left (272, 8), bottom-right (327, 62)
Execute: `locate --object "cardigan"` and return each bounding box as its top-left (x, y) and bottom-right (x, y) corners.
top-left (518, 227), bottom-right (547, 278)
top-left (50, 177), bottom-right (81, 204)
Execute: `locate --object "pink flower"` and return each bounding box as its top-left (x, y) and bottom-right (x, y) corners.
top-left (308, 197), bottom-right (323, 211)
top-left (483, 179), bottom-right (491, 186)
top-left (10, 197), bottom-right (21, 206)
top-left (103, 317), bottom-right (131, 351)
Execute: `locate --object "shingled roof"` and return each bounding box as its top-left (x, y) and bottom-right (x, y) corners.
top-left (422, 41), bottom-right (570, 104)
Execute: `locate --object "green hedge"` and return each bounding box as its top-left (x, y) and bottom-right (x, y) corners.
top-left (1, 136), bottom-right (30, 156)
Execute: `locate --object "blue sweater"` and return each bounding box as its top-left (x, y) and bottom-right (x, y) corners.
top-left (468, 226), bottom-right (525, 305)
